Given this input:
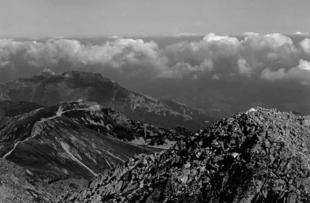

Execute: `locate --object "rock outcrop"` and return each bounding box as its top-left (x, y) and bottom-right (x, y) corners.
top-left (58, 107), bottom-right (310, 203)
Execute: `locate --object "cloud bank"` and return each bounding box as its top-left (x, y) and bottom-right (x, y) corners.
top-left (1, 33), bottom-right (310, 84)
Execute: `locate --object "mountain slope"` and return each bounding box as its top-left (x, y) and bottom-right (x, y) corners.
top-left (1, 100), bottom-right (184, 201)
top-left (58, 107), bottom-right (310, 203)
top-left (0, 71), bottom-right (213, 131)
top-left (0, 100), bottom-right (192, 185)
top-left (0, 101), bottom-right (165, 181)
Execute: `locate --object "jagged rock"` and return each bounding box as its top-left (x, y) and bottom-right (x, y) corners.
top-left (58, 107), bottom-right (310, 203)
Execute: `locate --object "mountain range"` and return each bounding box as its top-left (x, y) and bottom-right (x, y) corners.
top-left (0, 70), bottom-right (213, 132)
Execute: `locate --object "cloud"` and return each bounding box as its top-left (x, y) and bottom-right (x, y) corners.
top-left (261, 67), bottom-right (286, 81)
top-left (1, 33), bottom-right (310, 85)
top-left (261, 59), bottom-right (310, 85)
top-left (0, 39), bottom-right (27, 68)
top-left (297, 59), bottom-right (310, 71)
top-left (202, 33), bottom-right (239, 45)
top-left (0, 38), bottom-right (162, 79)
top-left (159, 33), bottom-right (302, 80)
top-left (300, 38), bottom-right (310, 54)
top-left (243, 32), bottom-right (259, 36)
top-left (0, 38), bottom-right (160, 68)
top-left (294, 32), bottom-right (308, 35)
top-left (212, 74), bottom-right (221, 80)
top-left (237, 58), bottom-right (252, 77)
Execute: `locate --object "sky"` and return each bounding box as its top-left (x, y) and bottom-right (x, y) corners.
top-left (0, 0), bottom-right (309, 37)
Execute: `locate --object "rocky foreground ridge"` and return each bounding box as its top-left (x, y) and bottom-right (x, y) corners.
top-left (58, 107), bottom-right (310, 203)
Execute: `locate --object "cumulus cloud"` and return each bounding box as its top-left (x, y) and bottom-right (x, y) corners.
top-left (237, 58), bottom-right (252, 77)
top-left (0, 38), bottom-right (159, 68)
top-left (297, 59), bottom-right (310, 71)
top-left (203, 33), bottom-right (239, 45)
top-left (294, 32), bottom-right (308, 35)
top-left (0, 39), bottom-right (26, 67)
top-left (300, 38), bottom-right (310, 54)
top-left (159, 33), bottom-right (303, 81)
top-left (1, 33), bottom-right (310, 85)
top-left (261, 67), bottom-right (286, 81)
top-left (243, 32), bottom-right (259, 36)
top-left (261, 59), bottom-right (310, 85)
top-left (212, 74), bottom-right (221, 80)
top-left (29, 38), bottom-right (159, 68)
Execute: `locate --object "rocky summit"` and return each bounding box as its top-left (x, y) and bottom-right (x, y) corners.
top-left (0, 71), bottom-right (213, 131)
top-left (58, 107), bottom-right (310, 203)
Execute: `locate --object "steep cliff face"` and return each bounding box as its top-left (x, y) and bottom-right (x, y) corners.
top-left (58, 107), bottom-right (310, 203)
top-left (0, 71), bottom-right (212, 131)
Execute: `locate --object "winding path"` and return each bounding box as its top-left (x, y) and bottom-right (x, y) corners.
top-left (2, 105), bottom-right (101, 159)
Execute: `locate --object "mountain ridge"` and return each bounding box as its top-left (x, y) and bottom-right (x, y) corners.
top-left (0, 101), bottom-right (183, 178)
top-left (0, 71), bottom-right (213, 131)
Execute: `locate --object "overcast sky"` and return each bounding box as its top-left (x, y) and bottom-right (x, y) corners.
top-left (0, 0), bottom-right (309, 37)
